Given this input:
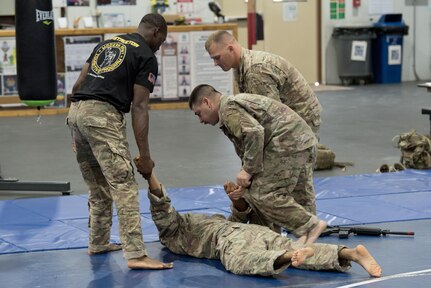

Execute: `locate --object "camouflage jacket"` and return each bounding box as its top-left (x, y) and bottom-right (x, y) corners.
top-left (218, 94), bottom-right (316, 175)
top-left (235, 48), bottom-right (322, 128)
top-left (148, 186), bottom-right (251, 259)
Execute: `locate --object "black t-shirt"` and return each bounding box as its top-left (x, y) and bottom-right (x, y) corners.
top-left (71, 33), bottom-right (157, 113)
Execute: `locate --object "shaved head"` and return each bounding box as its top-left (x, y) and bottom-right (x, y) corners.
top-left (188, 84), bottom-right (220, 109)
top-left (189, 84), bottom-right (221, 126)
top-left (205, 31), bottom-right (241, 71)
top-left (205, 30), bottom-right (236, 51)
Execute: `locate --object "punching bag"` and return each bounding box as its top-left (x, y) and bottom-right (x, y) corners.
top-left (15, 0), bottom-right (57, 107)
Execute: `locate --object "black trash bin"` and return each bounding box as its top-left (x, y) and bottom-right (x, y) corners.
top-left (332, 26), bottom-right (376, 85)
top-left (372, 14), bottom-right (409, 83)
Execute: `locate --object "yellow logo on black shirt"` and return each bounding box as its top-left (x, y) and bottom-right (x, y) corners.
top-left (112, 36), bottom-right (139, 47)
top-left (91, 42), bottom-right (126, 74)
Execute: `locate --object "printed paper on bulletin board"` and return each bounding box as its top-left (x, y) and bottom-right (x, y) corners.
top-left (369, 0), bottom-right (394, 15)
top-left (190, 31), bottom-right (233, 96)
top-left (63, 36), bottom-right (102, 94)
top-left (0, 38), bottom-right (17, 75)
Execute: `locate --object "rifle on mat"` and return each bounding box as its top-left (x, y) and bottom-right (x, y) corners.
top-left (320, 225), bottom-right (415, 239)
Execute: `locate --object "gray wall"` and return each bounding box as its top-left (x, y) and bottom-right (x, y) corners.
top-left (0, 0), bottom-right (14, 16)
top-left (58, 0), bottom-right (214, 28)
top-left (5, 0), bottom-right (429, 85)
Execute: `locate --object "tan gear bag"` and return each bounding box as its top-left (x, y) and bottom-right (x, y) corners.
top-left (314, 144), bottom-right (353, 171)
top-left (395, 130), bottom-right (431, 169)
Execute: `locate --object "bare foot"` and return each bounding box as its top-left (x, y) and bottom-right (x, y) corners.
top-left (88, 243), bottom-right (122, 255)
top-left (296, 235), bottom-right (307, 244)
top-left (305, 220), bottom-right (327, 244)
top-left (128, 256), bottom-right (174, 270)
top-left (291, 247), bottom-right (315, 267)
top-left (353, 245), bottom-right (382, 277)
top-left (274, 251), bottom-right (294, 270)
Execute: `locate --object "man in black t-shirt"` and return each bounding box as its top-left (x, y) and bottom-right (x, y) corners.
top-left (67, 13), bottom-right (173, 270)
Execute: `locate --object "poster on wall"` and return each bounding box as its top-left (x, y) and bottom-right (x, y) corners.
top-left (0, 38), bottom-right (16, 75)
top-left (2, 74), bottom-right (18, 96)
top-left (102, 13), bottom-right (126, 28)
top-left (67, 0), bottom-right (90, 6)
top-left (180, 0), bottom-right (214, 23)
top-left (149, 30), bottom-right (233, 101)
top-left (150, 32), bottom-right (193, 101)
top-left (190, 31), bottom-right (234, 96)
top-left (177, 32), bottom-right (192, 99)
top-left (150, 51), bottom-right (163, 99)
top-left (160, 33), bottom-right (179, 100)
top-left (369, 0), bottom-right (394, 15)
top-left (329, 0), bottom-right (345, 20)
top-left (53, 0), bottom-right (67, 8)
top-left (177, 0), bottom-right (194, 14)
top-left (97, 0), bottom-right (136, 6)
top-left (283, 3), bottom-right (297, 22)
top-left (63, 36), bottom-right (102, 94)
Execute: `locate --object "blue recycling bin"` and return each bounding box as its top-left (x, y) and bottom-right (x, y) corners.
top-left (372, 14), bottom-right (409, 83)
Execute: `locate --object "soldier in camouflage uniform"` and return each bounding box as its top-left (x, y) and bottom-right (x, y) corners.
top-left (67, 14), bottom-right (172, 270)
top-left (147, 172), bottom-right (382, 277)
top-left (189, 84), bottom-right (327, 244)
top-left (205, 30), bottom-right (322, 138)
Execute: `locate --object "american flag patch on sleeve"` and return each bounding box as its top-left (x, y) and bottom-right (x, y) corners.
top-left (148, 72), bottom-right (156, 85)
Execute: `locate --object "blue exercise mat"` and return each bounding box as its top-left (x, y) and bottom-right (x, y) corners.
top-left (138, 185), bottom-right (231, 213)
top-left (62, 215), bottom-right (159, 244)
top-left (314, 169), bottom-right (431, 199)
top-left (10, 195), bottom-right (91, 220)
top-left (0, 200), bottom-right (49, 224)
top-left (1, 169), bottom-right (430, 254)
top-left (0, 239), bottom-right (25, 254)
top-left (0, 221), bottom-right (89, 253)
top-left (2, 220), bottom-right (430, 288)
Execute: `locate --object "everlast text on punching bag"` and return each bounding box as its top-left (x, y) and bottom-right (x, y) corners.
top-left (15, 0), bottom-right (57, 107)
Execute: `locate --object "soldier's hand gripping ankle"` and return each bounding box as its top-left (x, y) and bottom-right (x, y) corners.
top-left (134, 155), bottom-right (155, 180)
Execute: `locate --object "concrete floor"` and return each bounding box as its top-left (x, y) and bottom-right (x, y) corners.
top-left (0, 81), bottom-right (429, 200)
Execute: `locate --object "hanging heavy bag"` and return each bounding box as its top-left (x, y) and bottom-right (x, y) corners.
top-left (395, 130), bottom-right (431, 169)
top-left (15, 0), bottom-right (57, 107)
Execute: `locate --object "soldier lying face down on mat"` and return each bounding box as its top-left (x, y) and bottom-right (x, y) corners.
top-left (142, 169), bottom-right (382, 277)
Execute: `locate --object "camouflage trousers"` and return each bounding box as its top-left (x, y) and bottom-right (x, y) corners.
top-left (67, 100), bottom-right (147, 260)
top-left (218, 223), bottom-right (351, 276)
top-left (245, 146), bottom-right (319, 238)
